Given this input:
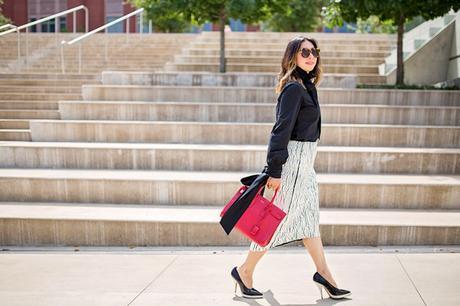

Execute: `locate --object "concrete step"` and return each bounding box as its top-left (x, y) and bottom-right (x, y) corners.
top-left (199, 31), bottom-right (395, 40)
top-left (0, 142), bottom-right (458, 174)
top-left (0, 73), bottom-right (99, 80)
top-left (28, 120), bottom-right (460, 148)
top-left (0, 101), bottom-right (58, 110)
top-left (197, 37), bottom-right (394, 45)
top-left (0, 169), bottom-right (458, 209)
top-left (0, 203), bottom-right (457, 246)
top-left (0, 110), bottom-right (60, 119)
top-left (0, 86), bottom-right (82, 94)
top-left (81, 85), bottom-right (460, 106)
top-left (0, 93), bottom-right (81, 101)
top-left (356, 74), bottom-right (387, 85)
top-left (184, 48), bottom-right (391, 58)
top-left (165, 63), bottom-right (379, 74)
top-left (0, 130), bottom-right (30, 141)
top-left (0, 120), bottom-right (29, 129)
top-left (190, 43), bottom-right (392, 52)
top-left (0, 79), bottom-right (100, 87)
top-left (100, 71), bottom-right (357, 88)
top-left (58, 101), bottom-right (460, 126)
top-left (172, 55), bottom-right (384, 66)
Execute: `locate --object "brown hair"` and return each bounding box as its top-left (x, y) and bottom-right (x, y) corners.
top-left (275, 36), bottom-right (323, 94)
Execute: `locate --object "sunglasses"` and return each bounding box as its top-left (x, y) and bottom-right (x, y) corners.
top-left (299, 47), bottom-right (320, 58)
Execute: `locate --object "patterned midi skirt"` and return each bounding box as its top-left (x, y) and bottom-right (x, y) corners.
top-left (249, 139), bottom-right (321, 252)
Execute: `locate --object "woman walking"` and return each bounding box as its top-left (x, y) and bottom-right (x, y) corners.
top-left (231, 36), bottom-right (352, 300)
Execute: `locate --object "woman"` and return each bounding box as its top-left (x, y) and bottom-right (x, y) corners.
top-left (230, 36), bottom-right (352, 300)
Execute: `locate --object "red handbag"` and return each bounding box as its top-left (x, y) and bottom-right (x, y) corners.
top-left (220, 184), bottom-right (286, 247)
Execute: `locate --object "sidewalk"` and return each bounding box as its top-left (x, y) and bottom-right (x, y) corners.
top-left (1, 245), bottom-right (459, 306)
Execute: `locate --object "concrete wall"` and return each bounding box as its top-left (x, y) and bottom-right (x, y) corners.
top-left (447, 12), bottom-right (460, 81)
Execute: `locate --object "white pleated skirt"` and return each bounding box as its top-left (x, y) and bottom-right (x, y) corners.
top-left (249, 139), bottom-right (321, 252)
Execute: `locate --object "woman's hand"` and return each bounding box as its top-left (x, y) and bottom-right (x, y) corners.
top-left (266, 176), bottom-right (281, 191)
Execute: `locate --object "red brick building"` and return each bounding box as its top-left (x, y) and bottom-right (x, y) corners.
top-left (1, 0), bottom-right (260, 33)
top-left (1, 0), bottom-right (138, 32)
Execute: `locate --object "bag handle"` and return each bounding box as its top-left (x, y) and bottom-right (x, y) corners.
top-left (256, 184), bottom-right (278, 203)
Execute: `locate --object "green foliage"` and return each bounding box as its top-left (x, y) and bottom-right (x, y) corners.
top-left (131, 0), bottom-right (284, 31)
top-left (130, 0), bottom-right (192, 32)
top-left (0, 0), bottom-right (11, 26)
top-left (347, 15), bottom-right (396, 34)
top-left (321, 0), bottom-right (460, 28)
top-left (262, 0), bottom-right (322, 32)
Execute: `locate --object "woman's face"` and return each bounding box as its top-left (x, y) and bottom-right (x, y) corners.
top-left (296, 40), bottom-right (318, 73)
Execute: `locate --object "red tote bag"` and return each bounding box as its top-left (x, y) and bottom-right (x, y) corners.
top-left (220, 184), bottom-right (286, 247)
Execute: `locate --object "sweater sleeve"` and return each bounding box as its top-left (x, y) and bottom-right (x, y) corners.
top-left (265, 83), bottom-right (303, 178)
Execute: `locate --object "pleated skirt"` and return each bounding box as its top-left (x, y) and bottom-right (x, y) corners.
top-left (249, 139), bottom-right (321, 252)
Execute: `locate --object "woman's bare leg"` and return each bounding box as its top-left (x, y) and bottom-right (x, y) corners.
top-left (302, 236), bottom-right (338, 287)
top-left (237, 250), bottom-right (268, 288)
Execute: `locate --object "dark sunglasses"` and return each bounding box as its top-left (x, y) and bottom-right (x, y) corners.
top-left (300, 47), bottom-right (320, 58)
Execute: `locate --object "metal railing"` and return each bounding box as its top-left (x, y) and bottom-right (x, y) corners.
top-left (0, 24), bottom-right (17, 32)
top-left (0, 5), bottom-right (88, 70)
top-left (60, 8), bottom-right (144, 74)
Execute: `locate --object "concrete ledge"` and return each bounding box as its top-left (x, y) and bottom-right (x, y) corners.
top-left (82, 85), bottom-right (460, 106)
top-left (29, 120), bottom-right (460, 147)
top-left (1, 142), bottom-right (458, 174)
top-left (0, 130), bottom-right (30, 141)
top-left (59, 101), bottom-right (460, 125)
top-left (101, 71), bottom-right (357, 88)
top-left (0, 169), bottom-right (458, 209)
top-left (0, 203), bottom-right (458, 246)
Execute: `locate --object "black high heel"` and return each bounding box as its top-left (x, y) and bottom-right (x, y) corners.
top-left (231, 266), bottom-right (263, 299)
top-left (313, 272), bottom-right (352, 300)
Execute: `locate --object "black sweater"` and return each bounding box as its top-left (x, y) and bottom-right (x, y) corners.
top-left (265, 67), bottom-right (322, 178)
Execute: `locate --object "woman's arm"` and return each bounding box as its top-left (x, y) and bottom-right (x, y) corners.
top-left (265, 83), bottom-right (303, 178)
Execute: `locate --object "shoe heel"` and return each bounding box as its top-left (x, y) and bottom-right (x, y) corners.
top-left (315, 282), bottom-right (323, 299)
top-left (234, 280), bottom-right (238, 295)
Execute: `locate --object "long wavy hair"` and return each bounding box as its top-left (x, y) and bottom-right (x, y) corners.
top-left (275, 36), bottom-right (323, 94)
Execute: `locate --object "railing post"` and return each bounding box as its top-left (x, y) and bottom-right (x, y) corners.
top-left (25, 27), bottom-right (28, 68)
top-left (73, 11), bottom-right (76, 33)
top-left (126, 17), bottom-right (129, 44)
top-left (140, 13), bottom-right (143, 39)
top-left (105, 27), bottom-right (108, 64)
top-left (149, 20), bottom-right (152, 34)
top-left (78, 42), bottom-right (82, 74)
top-left (84, 7), bottom-right (89, 32)
top-left (16, 28), bottom-right (20, 71)
top-left (61, 43), bottom-right (65, 74)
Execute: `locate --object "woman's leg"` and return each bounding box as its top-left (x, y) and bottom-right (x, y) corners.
top-left (237, 249), bottom-right (268, 288)
top-left (302, 236), bottom-right (338, 287)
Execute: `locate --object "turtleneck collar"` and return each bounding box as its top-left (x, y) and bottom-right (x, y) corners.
top-left (294, 65), bottom-right (315, 88)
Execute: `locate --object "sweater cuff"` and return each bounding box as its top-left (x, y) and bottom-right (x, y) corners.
top-left (265, 166), bottom-right (282, 178)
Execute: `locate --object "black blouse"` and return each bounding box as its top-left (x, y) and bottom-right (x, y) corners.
top-left (265, 68), bottom-right (321, 178)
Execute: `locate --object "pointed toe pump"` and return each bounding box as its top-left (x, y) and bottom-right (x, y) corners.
top-left (313, 272), bottom-right (352, 300)
top-left (231, 266), bottom-right (263, 299)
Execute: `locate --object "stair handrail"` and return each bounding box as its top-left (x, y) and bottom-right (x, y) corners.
top-left (0, 5), bottom-right (88, 71)
top-left (0, 24), bottom-right (17, 32)
top-left (60, 8), bottom-right (144, 74)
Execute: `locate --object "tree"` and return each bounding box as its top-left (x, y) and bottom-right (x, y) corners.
top-left (262, 0), bottom-right (322, 32)
top-left (130, 0), bottom-right (193, 32)
top-left (132, 0), bottom-right (283, 73)
top-left (0, 0), bottom-right (11, 26)
top-left (322, 0), bottom-right (460, 85)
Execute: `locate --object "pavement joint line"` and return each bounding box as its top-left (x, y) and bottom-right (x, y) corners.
top-left (126, 254), bottom-right (179, 305)
top-left (396, 254), bottom-right (427, 306)
top-left (1, 245), bottom-right (460, 254)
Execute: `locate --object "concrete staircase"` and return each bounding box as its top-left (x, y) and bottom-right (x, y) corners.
top-left (0, 33), bottom-right (196, 141)
top-left (165, 32), bottom-right (397, 84)
top-left (0, 32), bottom-right (459, 247)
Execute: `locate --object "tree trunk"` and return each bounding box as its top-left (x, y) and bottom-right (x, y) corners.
top-left (219, 9), bottom-right (226, 73)
top-left (396, 13), bottom-right (405, 85)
